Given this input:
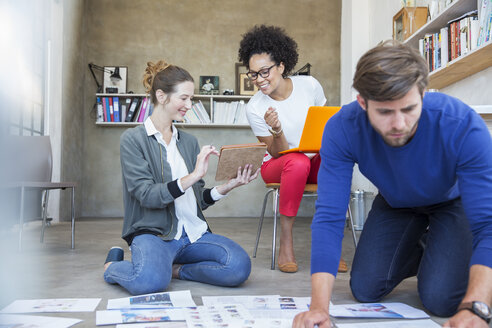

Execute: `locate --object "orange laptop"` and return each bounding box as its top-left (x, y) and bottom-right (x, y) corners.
top-left (279, 106), bottom-right (340, 154)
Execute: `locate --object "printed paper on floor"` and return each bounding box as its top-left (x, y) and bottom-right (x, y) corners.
top-left (184, 303), bottom-right (253, 327)
top-left (115, 322), bottom-right (187, 328)
top-left (107, 290), bottom-right (195, 309)
top-left (329, 302), bottom-right (429, 319)
top-left (96, 308), bottom-right (185, 325)
top-left (0, 298), bottom-right (101, 313)
top-left (336, 318), bottom-right (441, 327)
top-left (0, 313), bottom-right (82, 328)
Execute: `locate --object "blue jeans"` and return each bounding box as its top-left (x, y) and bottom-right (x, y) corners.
top-left (350, 195), bottom-right (472, 317)
top-left (104, 232), bottom-right (251, 295)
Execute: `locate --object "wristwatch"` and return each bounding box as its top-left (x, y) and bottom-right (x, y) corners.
top-left (457, 301), bottom-right (491, 323)
top-left (268, 127), bottom-right (283, 137)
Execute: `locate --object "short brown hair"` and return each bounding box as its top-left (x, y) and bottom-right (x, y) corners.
top-left (353, 40), bottom-right (428, 102)
top-left (142, 60), bottom-right (194, 104)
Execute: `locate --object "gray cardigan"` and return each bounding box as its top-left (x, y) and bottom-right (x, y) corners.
top-left (119, 125), bottom-right (215, 245)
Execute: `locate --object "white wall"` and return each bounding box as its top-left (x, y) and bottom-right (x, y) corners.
top-left (46, 0), bottom-right (63, 221)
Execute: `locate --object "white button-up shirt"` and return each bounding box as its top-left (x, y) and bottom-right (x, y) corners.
top-left (144, 118), bottom-right (225, 243)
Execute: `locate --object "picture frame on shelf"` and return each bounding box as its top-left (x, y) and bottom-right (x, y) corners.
top-left (239, 73), bottom-right (258, 96)
top-left (199, 76), bottom-right (219, 95)
top-left (103, 66), bottom-right (127, 94)
top-left (235, 62), bottom-right (248, 94)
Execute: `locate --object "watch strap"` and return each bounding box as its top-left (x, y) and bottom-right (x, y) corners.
top-left (457, 302), bottom-right (491, 324)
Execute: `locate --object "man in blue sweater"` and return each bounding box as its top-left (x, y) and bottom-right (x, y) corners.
top-left (294, 41), bottom-right (492, 328)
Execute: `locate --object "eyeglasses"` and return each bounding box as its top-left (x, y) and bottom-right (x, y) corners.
top-left (246, 64), bottom-right (278, 81)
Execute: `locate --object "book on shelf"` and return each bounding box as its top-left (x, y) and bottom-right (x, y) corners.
top-left (417, 9), bottom-right (480, 73)
top-left (441, 26), bottom-right (449, 67)
top-left (125, 97), bottom-right (141, 122)
top-left (102, 97), bottom-right (109, 122)
top-left (191, 105), bottom-right (205, 123)
top-left (185, 107), bottom-right (201, 124)
top-left (145, 102), bottom-right (154, 121)
top-left (113, 97), bottom-right (120, 122)
top-left (96, 97), bottom-right (103, 122)
top-left (212, 100), bottom-right (247, 124)
top-left (478, 0), bottom-right (492, 46)
top-left (215, 143), bottom-right (267, 181)
top-left (121, 98), bottom-right (131, 122)
top-left (137, 97), bottom-right (149, 122)
top-left (109, 97), bottom-right (114, 122)
top-left (470, 17), bottom-right (479, 50)
top-left (196, 100), bottom-right (211, 123)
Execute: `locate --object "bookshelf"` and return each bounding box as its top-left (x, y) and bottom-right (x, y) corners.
top-left (403, 0), bottom-right (492, 89)
top-left (427, 41), bottom-right (492, 89)
top-left (95, 93), bottom-right (253, 127)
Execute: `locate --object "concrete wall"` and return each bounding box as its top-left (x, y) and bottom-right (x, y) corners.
top-left (80, 0), bottom-right (342, 217)
top-left (59, 1), bottom-right (86, 221)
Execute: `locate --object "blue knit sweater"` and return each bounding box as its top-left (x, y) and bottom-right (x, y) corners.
top-left (312, 92), bottom-right (492, 275)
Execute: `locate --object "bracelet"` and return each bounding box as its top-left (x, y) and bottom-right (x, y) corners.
top-left (268, 127), bottom-right (283, 137)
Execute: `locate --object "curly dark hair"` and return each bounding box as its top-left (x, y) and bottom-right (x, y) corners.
top-left (238, 25), bottom-right (298, 77)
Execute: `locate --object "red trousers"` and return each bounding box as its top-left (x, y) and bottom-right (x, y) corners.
top-left (261, 153), bottom-right (320, 217)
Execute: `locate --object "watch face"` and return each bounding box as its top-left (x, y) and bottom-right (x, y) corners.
top-left (473, 302), bottom-right (491, 317)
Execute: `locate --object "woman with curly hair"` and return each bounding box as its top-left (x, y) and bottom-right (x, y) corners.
top-left (238, 25), bottom-right (347, 273)
top-left (102, 60), bottom-right (259, 295)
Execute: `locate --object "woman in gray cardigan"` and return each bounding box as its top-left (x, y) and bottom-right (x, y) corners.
top-left (103, 60), bottom-right (259, 295)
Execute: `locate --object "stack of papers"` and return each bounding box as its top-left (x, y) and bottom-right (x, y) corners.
top-left (97, 290), bottom-right (195, 325)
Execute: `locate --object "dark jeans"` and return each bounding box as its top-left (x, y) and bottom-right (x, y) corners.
top-left (350, 194), bottom-right (473, 317)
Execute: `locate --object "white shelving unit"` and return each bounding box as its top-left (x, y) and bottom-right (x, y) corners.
top-left (404, 0), bottom-right (492, 89)
top-left (95, 93), bottom-right (253, 127)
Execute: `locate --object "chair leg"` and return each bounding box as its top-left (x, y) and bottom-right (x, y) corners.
top-left (40, 190), bottom-right (49, 243)
top-left (19, 186), bottom-right (25, 251)
top-left (347, 206), bottom-right (358, 247)
top-left (71, 187), bottom-right (75, 249)
top-left (271, 188), bottom-right (279, 270)
top-left (253, 189), bottom-right (274, 258)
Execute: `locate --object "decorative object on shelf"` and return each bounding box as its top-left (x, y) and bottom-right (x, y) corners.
top-left (393, 6), bottom-right (429, 42)
top-left (223, 89), bottom-right (234, 95)
top-left (103, 66), bottom-right (127, 94)
top-left (199, 76), bottom-right (219, 95)
top-left (292, 63), bottom-right (312, 76)
top-left (88, 63), bottom-right (123, 93)
top-left (235, 62), bottom-right (248, 94)
top-left (239, 73), bottom-right (258, 95)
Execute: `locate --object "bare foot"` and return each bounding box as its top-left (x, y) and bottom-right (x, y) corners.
top-left (172, 264), bottom-right (182, 279)
top-left (278, 215), bottom-right (296, 266)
